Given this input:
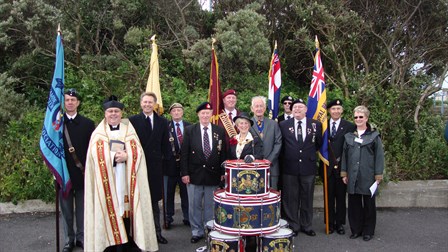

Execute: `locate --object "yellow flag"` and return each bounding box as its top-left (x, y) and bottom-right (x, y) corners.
top-left (146, 35), bottom-right (163, 114)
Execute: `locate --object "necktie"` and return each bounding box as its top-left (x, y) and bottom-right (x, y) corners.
top-left (147, 116), bottom-right (153, 135)
top-left (297, 121), bottom-right (303, 144)
top-left (229, 112), bottom-right (233, 121)
top-left (286, 115), bottom-right (291, 120)
top-left (176, 122), bottom-right (183, 145)
top-left (331, 122), bottom-right (337, 138)
top-left (203, 127), bottom-right (211, 159)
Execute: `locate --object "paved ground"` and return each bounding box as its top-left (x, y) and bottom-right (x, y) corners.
top-left (0, 207), bottom-right (447, 252)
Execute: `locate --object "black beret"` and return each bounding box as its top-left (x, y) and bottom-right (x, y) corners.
top-left (64, 88), bottom-right (80, 99)
top-left (281, 95), bottom-right (294, 104)
top-left (291, 98), bottom-right (306, 107)
top-left (103, 95), bottom-right (124, 111)
top-left (196, 102), bottom-right (212, 113)
top-left (233, 112), bottom-right (253, 126)
top-left (327, 99), bottom-right (343, 109)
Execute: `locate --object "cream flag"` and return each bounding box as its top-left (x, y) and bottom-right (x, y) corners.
top-left (146, 35), bottom-right (163, 114)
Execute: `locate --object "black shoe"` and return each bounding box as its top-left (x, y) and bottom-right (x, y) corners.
top-left (165, 221), bottom-right (172, 229)
top-left (350, 233), bottom-right (362, 239)
top-left (328, 226), bottom-right (334, 234)
top-left (62, 242), bottom-right (74, 252)
top-left (301, 229), bottom-right (316, 236)
top-left (293, 231), bottom-right (299, 237)
top-left (75, 240), bottom-right (84, 249)
top-left (157, 234), bottom-right (168, 244)
top-left (336, 225), bottom-right (345, 235)
top-left (183, 220), bottom-right (191, 226)
top-left (190, 235), bottom-right (204, 243)
top-left (363, 235), bottom-right (373, 241)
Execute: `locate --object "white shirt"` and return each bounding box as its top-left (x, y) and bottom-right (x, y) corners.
top-left (66, 113), bottom-right (77, 120)
top-left (144, 113), bottom-right (154, 130)
top-left (330, 118), bottom-right (341, 136)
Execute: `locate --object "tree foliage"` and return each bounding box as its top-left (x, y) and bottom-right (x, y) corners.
top-left (0, 0), bottom-right (447, 202)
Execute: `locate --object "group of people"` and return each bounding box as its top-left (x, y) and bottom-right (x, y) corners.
top-left (59, 87), bottom-right (384, 252)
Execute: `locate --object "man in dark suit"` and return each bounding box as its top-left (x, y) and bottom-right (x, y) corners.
top-left (276, 95), bottom-right (294, 123)
top-left (320, 99), bottom-right (355, 234)
top-left (61, 88), bottom-right (95, 252)
top-left (181, 102), bottom-right (227, 244)
top-left (164, 102), bottom-right (190, 228)
top-left (129, 92), bottom-right (171, 244)
top-left (279, 98), bottom-right (322, 237)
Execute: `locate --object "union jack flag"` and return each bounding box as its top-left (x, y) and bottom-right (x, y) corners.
top-left (268, 41), bottom-right (281, 119)
top-left (306, 36), bottom-right (329, 165)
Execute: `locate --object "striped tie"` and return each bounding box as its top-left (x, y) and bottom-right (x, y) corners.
top-left (203, 127), bottom-right (211, 159)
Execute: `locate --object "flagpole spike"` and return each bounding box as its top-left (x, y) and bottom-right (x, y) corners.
top-left (150, 34), bottom-right (156, 44)
top-left (274, 40), bottom-right (277, 49)
top-left (57, 24), bottom-right (61, 34)
top-left (315, 35), bottom-right (319, 49)
top-left (212, 38), bottom-right (216, 50)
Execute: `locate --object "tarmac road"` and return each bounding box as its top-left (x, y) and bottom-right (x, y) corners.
top-left (0, 207), bottom-right (447, 252)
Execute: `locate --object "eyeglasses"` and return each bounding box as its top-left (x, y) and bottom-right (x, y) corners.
top-left (283, 102), bottom-right (292, 105)
top-left (354, 116), bottom-right (364, 119)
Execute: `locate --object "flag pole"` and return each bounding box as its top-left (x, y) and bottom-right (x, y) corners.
top-left (55, 180), bottom-right (60, 252)
top-left (315, 35), bottom-right (330, 235)
top-left (55, 24), bottom-right (62, 251)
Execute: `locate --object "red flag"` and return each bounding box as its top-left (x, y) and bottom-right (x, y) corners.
top-left (208, 40), bottom-right (223, 124)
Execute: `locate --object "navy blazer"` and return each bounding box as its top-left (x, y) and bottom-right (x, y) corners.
top-left (164, 120), bottom-right (190, 177)
top-left (320, 119), bottom-right (356, 178)
top-left (129, 112), bottom-right (171, 201)
top-left (180, 123), bottom-right (227, 186)
top-left (279, 118), bottom-right (322, 176)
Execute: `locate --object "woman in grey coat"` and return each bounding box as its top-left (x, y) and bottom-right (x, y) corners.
top-left (341, 105), bottom-right (384, 242)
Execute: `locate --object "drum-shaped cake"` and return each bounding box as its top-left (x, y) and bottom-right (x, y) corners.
top-left (213, 189), bottom-right (281, 235)
top-left (224, 159), bottom-right (271, 197)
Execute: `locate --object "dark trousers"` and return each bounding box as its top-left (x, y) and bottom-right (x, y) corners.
top-left (60, 188), bottom-right (84, 244)
top-left (152, 199), bottom-right (162, 235)
top-left (281, 174), bottom-right (315, 232)
top-left (103, 218), bottom-right (140, 252)
top-left (164, 175), bottom-right (189, 222)
top-left (324, 174), bottom-right (347, 227)
top-left (348, 193), bottom-right (377, 236)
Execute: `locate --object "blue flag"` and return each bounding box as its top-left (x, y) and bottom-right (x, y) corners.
top-left (39, 31), bottom-right (71, 194)
top-left (306, 36), bottom-right (329, 166)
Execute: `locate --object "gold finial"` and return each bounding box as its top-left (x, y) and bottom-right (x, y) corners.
top-left (150, 34), bottom-right (156, 44)
top-left (315, 35), bottom-right (319, 49)
top-left (212, 38), bottom-right (216, 49)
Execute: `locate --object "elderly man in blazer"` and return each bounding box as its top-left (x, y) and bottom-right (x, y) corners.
top-left (164, 102), bottom-right (191, 228)
top-left (181, 102), bottom-right (227, 244)
top-left (129, 92), bottom-right (171, 244)
top-left (250, 96), bottom-right (282, 189)
top-left (320, 99), bottom-right (356, 234)
top-left (279, 98), bottom-right (322, 237)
